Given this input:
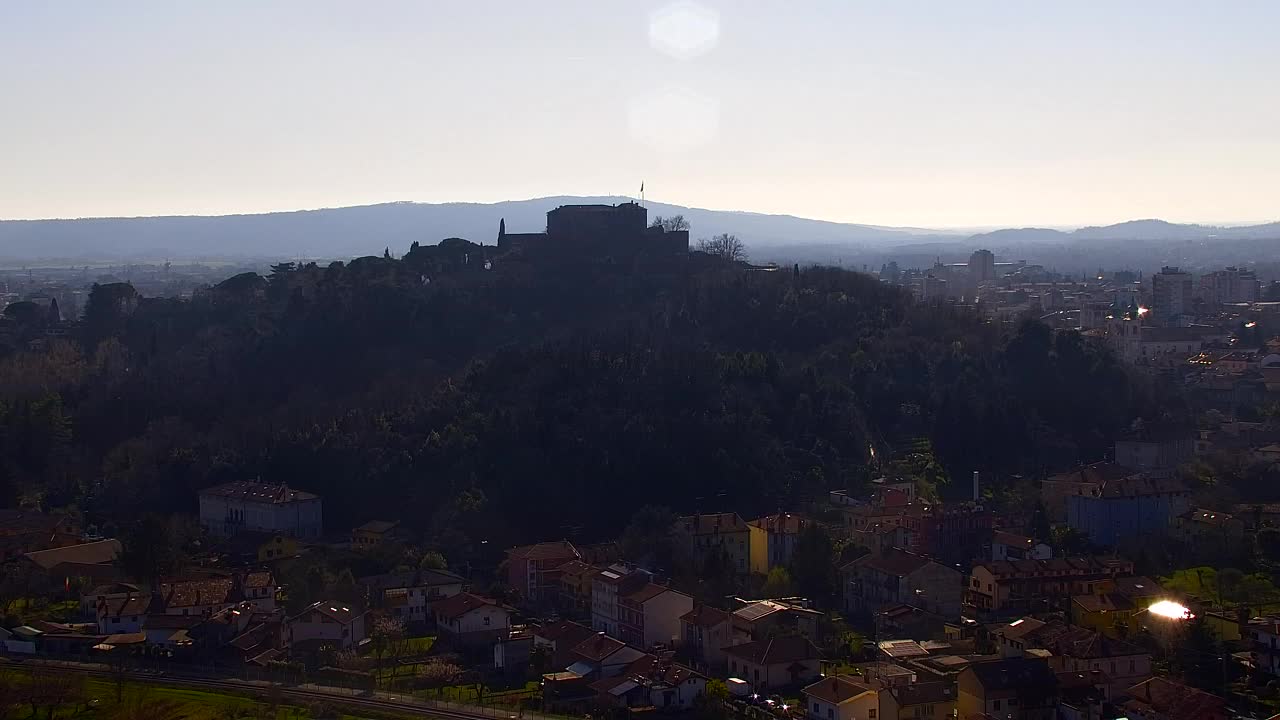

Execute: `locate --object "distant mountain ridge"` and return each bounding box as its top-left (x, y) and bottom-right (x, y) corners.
top-left (0, 197), bottom-right (1277, 261)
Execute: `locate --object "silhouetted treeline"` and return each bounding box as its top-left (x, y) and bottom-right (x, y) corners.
top-left (0, 242), bottom-right (1180, 562)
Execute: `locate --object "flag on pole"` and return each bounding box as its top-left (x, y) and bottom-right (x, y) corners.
top-left (640, 181), bottom-right (644, 194)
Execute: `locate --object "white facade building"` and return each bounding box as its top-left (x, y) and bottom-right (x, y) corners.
top-left (198, 481), bottom-right (323, 539)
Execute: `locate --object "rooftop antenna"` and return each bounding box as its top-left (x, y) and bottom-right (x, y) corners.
top-left (640, 181), bottom-right (645, 209)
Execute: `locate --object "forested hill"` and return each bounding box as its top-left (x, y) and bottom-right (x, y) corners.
top-left (0, 242), bottom-right (1175, 566)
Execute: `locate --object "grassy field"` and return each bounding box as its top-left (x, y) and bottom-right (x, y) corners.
top-left (0, 670), bottom-right (408, 720)
top-left (10, 598), bottom-right (82, 623)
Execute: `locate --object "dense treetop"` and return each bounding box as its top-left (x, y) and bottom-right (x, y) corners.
top-left (0, 240), bottom-right (1177, 566)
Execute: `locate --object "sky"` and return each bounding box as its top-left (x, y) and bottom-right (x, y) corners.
top-left (2, 1), bottom-right (1278, 228)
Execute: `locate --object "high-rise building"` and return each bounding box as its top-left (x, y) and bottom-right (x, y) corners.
top-left (1152, 266), bottom-right (1194, 324)
top-left (968, 249), bottom-right (996, 284)
top-left (1200, 267), bottom-right (1259, 305)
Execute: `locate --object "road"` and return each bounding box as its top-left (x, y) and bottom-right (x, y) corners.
top-left (4, 658), bottom-right (554, 720)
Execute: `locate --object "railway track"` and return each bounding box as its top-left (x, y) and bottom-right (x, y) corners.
top-left (6, 659), bottom-right (534, 720)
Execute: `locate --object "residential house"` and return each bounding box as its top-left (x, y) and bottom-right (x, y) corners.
top-left (0, 510), bottom-right (81, 562)
top-left (878, 681), bottom-right (956, 720)
top-left (730, 599), bottom-right (824, 644)
top-left (1123, 677), bottom-right (1227, 720)
top-left (358, 568), bottom-right (467, 627)
top-left (351, 520), bottom-right (409, 550)
top-left (97, 594), bottom-right (151, 634)
top-left (505, 540), bottom-right (581, 607)
top-left (991, 619), bottom-right (1152, 696)
top-left (723, 635), bottom-right (822, 691)
top-left (1041, 463), bottom-right (1144, 523)
top-left (155, 571), bottom-right (278, 616)
top-left (990, 530), bottom-right (1051, 562)
top-left (1250, 616), bottom-right (1280, 676)
top-left (1172, 508), bottom-right (1244, 545)
top-left (957, 658), bottom-right (1058, 720)
top-left (591, 564), bottom-right (649, 637)
top-left (79, 582), bottom-right (140, 621)
top-left (566, 633), bottom-right (648, 680)
top-left (876, 604), bottom-right (947, 642)
top-left (432, 592), bottom-right (511, 649)
top-left (23, 538), bottom-right (122, 587)
top-left (849, 522), bottom-right (914, 556)
top-left (589, 654), bottom-right (708, 712)
top-left (215, 531), bottom-right (298, 564)
top-left (556, 560), bottom-right (599, 620)
top-left (966, 556), bottom-right (1135, 614)
top-left (1066, 476), bottom-right (1189, 547)
top-left (842, 548), bottom-right (962, 618)
top-left (675, 513), bottom-right (752, 576)
top-left (618, 583), bottom-right (693, 649)
top-left (916, 503), bottom-right (992, 566)
top-left (142, 614), bottom-right (202, 653)
top-left (1114, 433), bottom-right (1194, 472)
top-left (748, 513), bottom-right (811, 575)
top-left (1070, 575), bottom-right (1166, 637)
top-left (287, 600), bottom-right (367, 651)
top-left (534, 619), bottom-right (598, 670)
top-left (802, 675), bottom-right (877, 720)
top-left (198, 481), bottom-right (323, 539)
top-left (680, 605), bottom-right (733, 670)
top-left (1055, 670), bottom-right (1109, 720)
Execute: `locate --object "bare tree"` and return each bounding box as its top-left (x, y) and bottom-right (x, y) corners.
top-left (696, 233), bottom-right (746, 262)
top-left (649, 215), bottom-right (690, 232)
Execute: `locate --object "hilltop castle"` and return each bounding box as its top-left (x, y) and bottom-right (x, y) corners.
top-left (497, 202), bottom-right (688, 259)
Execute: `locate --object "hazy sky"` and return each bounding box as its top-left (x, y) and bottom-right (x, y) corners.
top-left (2, 1), bottom-right (1278, 227)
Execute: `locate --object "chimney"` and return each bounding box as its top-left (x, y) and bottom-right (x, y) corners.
top-left (972, 471), bottom-right (980, 502)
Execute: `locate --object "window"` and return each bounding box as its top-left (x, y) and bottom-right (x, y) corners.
top-left (812, 702), bottom-right (819, 713)
top-left (484, 615), bottom-right (491, 626)
top-left (868, 710), bottom-right (876, 719)
top-left (993, 700), bottom-right (1001, 711)
top-left (826, 708), bottom-right (832, 719)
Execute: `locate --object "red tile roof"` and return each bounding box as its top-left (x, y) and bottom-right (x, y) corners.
top-left (571, 633), bottom-right (627, 662)
top-left (723, 636), bottom-right (821, 666)
top-left (850, 547), bottom-right (935, 577)
top-left (506, 540), bottom-right (580, 562)
top-left (432, 592), bottom-right (497, 621)
top-left (680, 605), bottom-right (730, 628)
top-left (1125, 677), bottom-right (1226, 720)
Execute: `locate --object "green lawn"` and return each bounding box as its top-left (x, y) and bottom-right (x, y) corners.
top-left (10, 598), bottom-right (81, 623)
top-left (403, 636), bottom-right (436, 654)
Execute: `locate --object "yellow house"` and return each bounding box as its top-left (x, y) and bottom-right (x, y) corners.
top-left (747, 513), bottom-right (811, 576)
top-left (352, 520), bottom-right (402, 551)
top-left (258, 534), bottom-right (298, 562)
top-left (1071, 594), bottom-right (1137, 638)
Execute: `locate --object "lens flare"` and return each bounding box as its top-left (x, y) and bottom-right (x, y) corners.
top-left (1148, 600), bottom-right (1192, 619)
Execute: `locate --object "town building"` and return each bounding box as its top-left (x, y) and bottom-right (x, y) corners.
top-left (1152, 266), bottom-right (1194, 325)
top-left (675, 513), bottom-right (752, 576)
top-left (1041, 462), bottom-right (1145, 523)
top-left (591, 564), bottom-right (649, 638)
top-left (358, 568), bottom-right (467, 627)
top-left (680, 605), bottom-right (733, 670)
top-left (287, 600), bottom-right (367, 651)
top-left (990, 530), bottom-right (1051, 562)
top-left (617, 582), bottom-right (693, 650)
top-left (1172, 508), bottom-right (1244, 546)
top-left (1201, 266), bottom-right (1260, 305)
top-left (966, 556), bottom-right (1135, 615)
top-left (588, 654), bottom-right (708, 712)
top-left (566, 633), bottom-right (648, 680)
top-left (1066, 476), bottom-right (1189, 546)
top-left (505, 540), bottom-right (581, 608)
top-left (1114, 433), bottom-right (1195, 472)
top-left (432, 593), bottom-right (511, 649)
top-left (1123, 677), bottom-right (1227, 720)
top-left (23, 538), bottom-right (122, 587)
top-left (877, 681), bottom-right (956, 720)
top-left (748, 512), bottom-right (811, 575)
top-left (556, 559), bottom-right (599, 620)
top-left (841, 548), bottom-right (962, 618)
top-left (497, 202), bottom-right (688, 259)
top-left (730, 599), bottom-right (824, 644)
top-left (351, 520), bottom-right (408, 550)
top-left (0, 510), bottom-right (82, 562)
top-left (723, 635), bottom-right (822, 691)
top-left (802, 675), bottom-right (877, 720)
top-left (534, 620), bottom-right (598, 671)
top-left (198, 481), bottom-right (322, 539)
top-left (957, 657), bottom-right (1058, 720)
